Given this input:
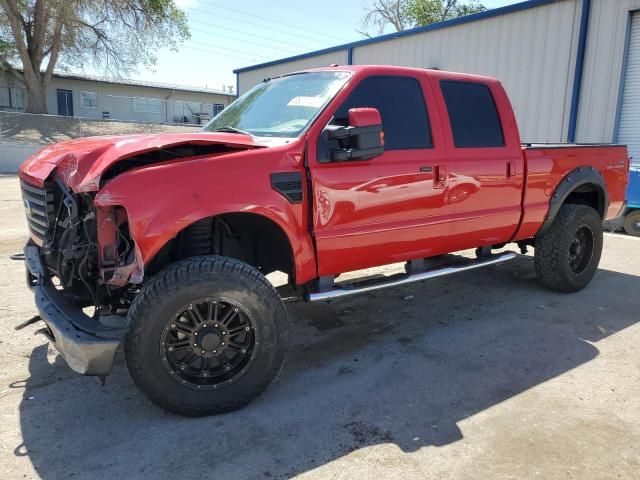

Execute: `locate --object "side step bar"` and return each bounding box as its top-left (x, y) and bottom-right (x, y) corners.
top-left (306, 251), bottom-right (517, 302)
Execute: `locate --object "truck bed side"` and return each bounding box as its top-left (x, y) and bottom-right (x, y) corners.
top-left (515, 144), bottom-right (629, 240)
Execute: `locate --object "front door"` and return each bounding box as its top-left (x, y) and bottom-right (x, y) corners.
top-left (56, 89), bottom-right (73, 116)
top-left (309, 74), bottom-right (448, 276)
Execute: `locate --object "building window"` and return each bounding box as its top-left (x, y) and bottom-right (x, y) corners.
top-left (133, 96), bottom-right (162, 114)
top-left (0, 88), bottom-right (10, 107)
top-left (175, 100), bottom-right (202, 116)
top-left (213, 104), bottom-right (225, 116)
top-left (0, 87), bottom-right (25, 109)
top-left (80, 91), bottom-right (97, 108)
top-left (13, 88), bottom-right (25, 109)
top-left (174, 100), bottom-right (204, 123)
top-left (440, 81), bottom-right (504, 148)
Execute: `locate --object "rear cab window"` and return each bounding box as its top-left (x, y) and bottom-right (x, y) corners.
top-left (332, 76), bottom-right (432, 150)
top-left (440, 80), bottom-right (505, 148)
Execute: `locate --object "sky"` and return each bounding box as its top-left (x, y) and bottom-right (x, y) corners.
top-left (98, 0), bottom-right (517, 93)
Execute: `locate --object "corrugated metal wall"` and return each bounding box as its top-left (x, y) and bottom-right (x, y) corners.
top-left (237, 50), bottom-right (349, 95)
top-left (616, 11), bottom-right (640, 165)
top-left (353, 0), bottom-right (580, 143)
top-left (576, 0), bottom-right (640, 142)
top-left (237, 0), bottom-right (638, 145)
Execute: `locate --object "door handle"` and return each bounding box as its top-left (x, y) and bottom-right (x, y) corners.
top-left (434, 165), bottom-right (447, 189)
top-left (507, 161), bottom-right (516, 178)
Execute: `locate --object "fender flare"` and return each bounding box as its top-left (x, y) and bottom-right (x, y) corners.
top-left (537, 166), bottom-right (608, 236)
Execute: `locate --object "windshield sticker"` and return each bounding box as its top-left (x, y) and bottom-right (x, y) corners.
top-left (287, 96), bottom-right (325, 108)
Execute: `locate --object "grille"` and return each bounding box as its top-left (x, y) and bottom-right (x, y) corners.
top-left (21, 180), bottom-right (56, 244)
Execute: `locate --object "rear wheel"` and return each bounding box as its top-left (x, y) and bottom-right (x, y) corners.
top-left (623, 210), bottom-right (640, 237)
top-left (125, 256), bottom-right (286, 416)
top-left (534, 204), bottom-right (603, 293)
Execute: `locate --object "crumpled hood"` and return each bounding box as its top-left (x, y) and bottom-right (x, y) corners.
top-left (19, 132), bottom-right (264, 192)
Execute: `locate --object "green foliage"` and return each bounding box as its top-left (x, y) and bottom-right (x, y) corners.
top-left (0, 0), bottom-right (190, 112)
top-left (359, 0), bottom-right (486, 37)
top-left (406, 0), bottom-right (486, 26)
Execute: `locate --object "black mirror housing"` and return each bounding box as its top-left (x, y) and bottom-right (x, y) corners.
top-left (327, 125), bottom-right (384, 161)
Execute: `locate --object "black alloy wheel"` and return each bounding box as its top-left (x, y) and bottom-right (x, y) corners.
top-left (567, 225), bottom-right (594, 275)
top-left (161, 298), bottom-right (258, 390)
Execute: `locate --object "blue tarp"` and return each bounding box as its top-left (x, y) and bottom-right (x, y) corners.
top-left (628, 167), bottom-right (640, 209)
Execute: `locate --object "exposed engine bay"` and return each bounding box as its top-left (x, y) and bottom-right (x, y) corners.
top-left (21, 178), bottom-right (135, 313)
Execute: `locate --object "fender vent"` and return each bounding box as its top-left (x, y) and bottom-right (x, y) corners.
top-left (270, 172), bottom-right (303, 204)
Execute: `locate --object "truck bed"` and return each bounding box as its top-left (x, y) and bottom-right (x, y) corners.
top-left (516, 143), bottom-right (629, 240)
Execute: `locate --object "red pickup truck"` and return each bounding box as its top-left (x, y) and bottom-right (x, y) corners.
top-left (19, 65), bottom-right (629, 416)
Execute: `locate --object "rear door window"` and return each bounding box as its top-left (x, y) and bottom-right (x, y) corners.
top-left (440, 81), bottom-right (504, 148)
top-left (333, 76), bottom-right (432, 150)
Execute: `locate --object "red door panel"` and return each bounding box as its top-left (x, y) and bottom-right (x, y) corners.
top-left (425, 72), bottom-right (525, 249)
top-left (308, 73), bottom-right (449, 276)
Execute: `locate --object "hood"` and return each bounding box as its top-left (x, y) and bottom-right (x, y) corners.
top-left (19, 132), bottom-right (265, 192)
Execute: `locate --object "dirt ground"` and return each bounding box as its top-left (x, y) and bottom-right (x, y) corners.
top-left (1, 174), bottom-right (639, 480)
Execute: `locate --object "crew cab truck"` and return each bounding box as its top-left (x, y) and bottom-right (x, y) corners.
top-left (18, 66), bottom-right (629, 416)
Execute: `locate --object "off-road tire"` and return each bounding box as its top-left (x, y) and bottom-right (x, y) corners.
top-left (534, 204), bottom-right (603, 293)
top-left (125, 256), bottom-right (286, 416)
top-left (623, 210), bottom-right (640, 237)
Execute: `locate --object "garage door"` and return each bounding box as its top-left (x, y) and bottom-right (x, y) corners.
top-left (618, 12), bottom-right (640, 167)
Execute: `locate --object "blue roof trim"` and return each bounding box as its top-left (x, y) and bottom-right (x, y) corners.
top-left (567, 0), bottom-right (591, 143)
top-left (233, 0), bottom-right (563, 74)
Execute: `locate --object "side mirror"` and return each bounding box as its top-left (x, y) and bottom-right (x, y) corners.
top-left (320, 107), bottom-right (384, 162)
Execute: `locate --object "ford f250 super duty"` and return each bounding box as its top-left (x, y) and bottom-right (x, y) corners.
top-left (17, 65), bottom-right (629, 416)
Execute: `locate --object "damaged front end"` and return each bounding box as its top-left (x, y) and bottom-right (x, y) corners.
top-left (18, 132), bottom-right (265, 377)
top-left (20, 176), bottom-right (140, 376)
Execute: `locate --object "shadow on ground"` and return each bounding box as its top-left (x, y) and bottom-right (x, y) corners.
top-left (14, 256), bottom-right (639, 479)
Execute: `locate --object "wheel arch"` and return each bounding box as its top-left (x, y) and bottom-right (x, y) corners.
top-left (537, 166), bottom-right (608, 236)
top-left (145, 211), bottom-right (297, 282)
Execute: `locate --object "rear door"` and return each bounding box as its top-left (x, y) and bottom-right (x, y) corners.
top-left (308, 73), bottom-right (448, 276)
top-left (426, 73), bottom-right (525, 250)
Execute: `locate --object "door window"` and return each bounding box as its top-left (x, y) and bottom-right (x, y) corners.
top-left (333, 76), bottom-right (432, 150)
top-left (440, 81), bottom-right (504, 148)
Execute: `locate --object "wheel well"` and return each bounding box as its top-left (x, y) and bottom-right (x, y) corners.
top-left (564, 183), bottom-right (606, 219)
top-left (146, 213), bottom-right (294, 281)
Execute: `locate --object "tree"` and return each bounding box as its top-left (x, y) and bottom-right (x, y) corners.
top-left (358, 0), bottom-right (411, 38)
top-left (0, 1), bottom-right (189, 113)
top-left (407, 0), bottom-right (486, 26)
top-left (359, 0), bottom-right (486, 37)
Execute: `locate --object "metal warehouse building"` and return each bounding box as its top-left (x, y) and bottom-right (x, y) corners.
top-left (234, 0), bottom-right (640, 163)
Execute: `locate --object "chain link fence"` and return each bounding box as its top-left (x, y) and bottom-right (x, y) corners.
top-left (0, 110), bottom-right (210, 172)
top-left (0, 110), bottom-right (205, 146)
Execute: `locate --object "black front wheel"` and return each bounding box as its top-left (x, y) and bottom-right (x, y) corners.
top-left (125, 256), bottom-right (286, 416)
top-left (534, 204), bottom-right (603, 293)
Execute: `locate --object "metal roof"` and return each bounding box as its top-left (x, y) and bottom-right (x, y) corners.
top-left (233, 0), bottom-right (563, 74)
top-left (50, 71), bottom-right (235, 97)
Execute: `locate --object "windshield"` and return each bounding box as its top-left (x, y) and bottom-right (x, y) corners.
top-left (203, 71), bottom-right (351, 138)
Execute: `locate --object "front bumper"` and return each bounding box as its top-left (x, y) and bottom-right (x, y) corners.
top-left (24, 243), bottom-right (125, 376)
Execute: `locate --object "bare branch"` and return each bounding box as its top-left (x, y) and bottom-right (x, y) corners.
top-left (359, 0), bottom-right (411, 37)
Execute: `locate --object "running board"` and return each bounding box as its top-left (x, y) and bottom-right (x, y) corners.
top-left (306, 252), bottom-right (517, 302)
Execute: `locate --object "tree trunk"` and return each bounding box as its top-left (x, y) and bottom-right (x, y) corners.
top-left (22, 75), bottom-right (48, 114)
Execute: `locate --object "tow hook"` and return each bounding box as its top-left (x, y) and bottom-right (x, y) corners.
top-left (14, 315), bottom-right (42, 331)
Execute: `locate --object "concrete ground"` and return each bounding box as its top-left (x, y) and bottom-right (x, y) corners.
top-left (0, 174), bottom-right (639, 479)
